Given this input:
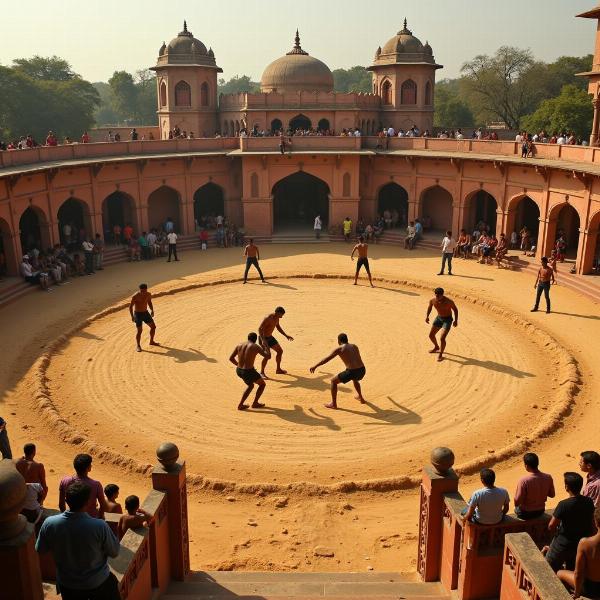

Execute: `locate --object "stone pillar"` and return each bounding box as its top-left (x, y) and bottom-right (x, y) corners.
top-left (0, 460), bottom-right (44, 600)
top-left (591, 97), bottom-right (600, 147)
top-left (580, 223), bottom-right (599, 274)
top-left (151, 443), bottom-right (190, 581)
top-left (417, 447), bottom-right (459, 583)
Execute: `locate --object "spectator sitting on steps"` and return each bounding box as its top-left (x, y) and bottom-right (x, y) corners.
top-left (514, 452), bottom-right (555, 520)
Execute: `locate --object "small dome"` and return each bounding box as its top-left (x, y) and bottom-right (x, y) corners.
top-left (260, 31), bottom-right (334, 94)
top-left (374, 19), bottom-right (440, 66)
top-left (154, 21), bottom-right (221, 71)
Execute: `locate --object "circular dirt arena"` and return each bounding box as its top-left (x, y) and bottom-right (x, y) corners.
top-left (40, 275), bottom-right (572, 490)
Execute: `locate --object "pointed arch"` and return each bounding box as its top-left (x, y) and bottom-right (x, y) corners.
top-left (148, 186), bottom-right (181, 231)
top-left (289, 114), bottom-right (312, 131)
top-left (200, 82), bottom-right (209, 107)
top-left (175, 81), bottom-right (191, 107)
top-left (424, 81), bottom-right (432, 106)
top-left (19, 205), bottom-right (51, 253)
top-left (57, 198), bottom-right (92, 248)
top-left (102, 192), bottom-right (136, 240)
top-left (271, 118), bottom-right (283, 133)
top-left (381, 79), bottom-right (393, 105)
top-left (420, 185), bottom-right (453, 231)
top-left (378, 183), bottom-right (409, 227)
top-left (194, 182), bottom-right (224, 225)
top-left (0, 217), bottom-right (17, 276)
top-left (401, 79), bottom-right (417, 105)
top-left (159, 80), bottom-right (167, 107)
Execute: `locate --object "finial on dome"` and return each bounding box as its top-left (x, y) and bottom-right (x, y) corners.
top-left (286, 29), bottom-right (308, 55)
top-left (404, 18), bottom-right (407, 29)
top-left (399, 18), bottom-right (412, 35)
top-left (183, 20), bottom-right (188, 33)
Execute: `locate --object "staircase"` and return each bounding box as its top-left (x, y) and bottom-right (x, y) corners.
top-left (0, 277), bottom-right (34, 306)
top-left (160, 571), bottom-right (450, 600)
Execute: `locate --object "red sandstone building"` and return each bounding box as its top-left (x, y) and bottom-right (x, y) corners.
top-left (0, 18), bottom-right (599, 277)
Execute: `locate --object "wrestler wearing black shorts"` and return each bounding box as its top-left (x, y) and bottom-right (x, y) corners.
top-left (236, 367), bottom-right (262, 386)
top-left (356, 257), bottom-right (371, 275)
top-left (134, 311), bottom-right (154, 327)
top-left (263, 335), bottom-right (279, 348)
top-left (338, 365), bottom-right (366, 384)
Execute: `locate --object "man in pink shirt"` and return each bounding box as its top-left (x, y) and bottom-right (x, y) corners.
top-left (580, 451), bottom-right (600, 508)
top-left (59, 453), bottom-right (107, 518)
top-left (514, 452), bottom-right (555, 520)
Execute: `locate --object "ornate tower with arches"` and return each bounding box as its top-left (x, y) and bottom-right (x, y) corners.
top-left (151, 21), bottom-right (223, 139)
top-left (368, 19), bottom-right (442, 133)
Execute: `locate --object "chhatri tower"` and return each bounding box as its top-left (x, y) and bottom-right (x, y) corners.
top-left (153, 20), bottom-right (442, 137)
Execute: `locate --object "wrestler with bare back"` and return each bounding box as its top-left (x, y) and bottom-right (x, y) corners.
top-left (426, 287), bottom-right (459, 362)
top-left (258, 306), bottom-right (294, 377)
top-left (129, 283), bottom-right (158, 352)
top-left (229, 333), bottom-right (269, 410)
top-left (351, 236), bottom-right (374, 287)
top-left (310, 333), bottom-right (366, 409)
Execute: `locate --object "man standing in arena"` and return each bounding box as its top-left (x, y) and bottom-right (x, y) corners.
top-left (229, 333), bottom-right (269, 410)
top-left (351, 236), bottom-right (374, 287)
top-left (129, 284), bottom-right (159, 352)
top-left (243, 239), bottom-right (266, 283)
top-left (426, 287), bottom-right (459, 362)
top-left (258, 307), bottom-right (294, 376)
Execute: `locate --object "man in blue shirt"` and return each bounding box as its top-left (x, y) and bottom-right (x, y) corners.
top-left (463, 468), bottom-right (510, 525)
top-left (36, 481), bottom-right (120, 599)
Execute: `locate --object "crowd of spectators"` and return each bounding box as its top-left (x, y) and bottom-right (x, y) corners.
top-left (460, 451), bottom-right (600, 599)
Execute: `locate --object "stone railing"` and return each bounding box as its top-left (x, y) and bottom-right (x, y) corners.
top-left (440, 492), bottom-right (466, 592)
top-left (239, 135), bottom-right (363, 152)
top-left (500, 533), bottom-right (571, 600)
top-left (2, 135), bottom-right (600, 172)
top-left (0, 137), bottom-right (239, 169)
top-left (0, 441), bottom-right (188, 600)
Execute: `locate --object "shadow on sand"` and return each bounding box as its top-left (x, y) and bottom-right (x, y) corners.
top-left (257, 404), bottom-right (341, 431)
top-left (443, 353), bottom-right (534, 378)
top-left (337, 397), bottom-right (421, 426)
top-left (146, 346), bottom-right (217, 363)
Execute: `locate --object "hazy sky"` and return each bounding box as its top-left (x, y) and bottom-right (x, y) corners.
top-left (0, 0), bottom-right (597, 83)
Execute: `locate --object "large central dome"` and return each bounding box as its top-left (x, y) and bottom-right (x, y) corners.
top-left (260, 31), bottom-right (334, 94)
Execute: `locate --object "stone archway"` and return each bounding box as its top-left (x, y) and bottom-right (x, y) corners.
top-left (508, 195), bottom-right (541, 241)
top-left (318, 118), bottom-right (330, 132)
top-left (270, 119), bottom-right (283, 133)
top-left (289, 114), bottom-right (311, 131)
top-left (549, 204), bottom-right (581, 260)
top-left (103, 192), bottom-right (136, 241)
top-left (272, 172), bottom-right (330, 231)
top-left (0, 217), bottom-right (17, 276)
top-left (194, 183), bottom-right (225, 228)
top-left (420, 186), bottom-right (453, 232)
top-left (582, 209), bottom-right (600, 274)
top-left (148, 186), bottom-right (181, 232)
top-left (377, 183), bottom-right (408, 228)
top-left (57, 198), bottom-right (92, 249)
top-left (464, 190), bottom-right (498, 233)
top-left (19, 206), bottom-right (50, 253)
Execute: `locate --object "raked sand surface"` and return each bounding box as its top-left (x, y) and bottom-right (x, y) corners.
top-left (1, 243), bottom-right (598, 572)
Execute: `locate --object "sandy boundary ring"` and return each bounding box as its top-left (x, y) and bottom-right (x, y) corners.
top-left (29, 273), bottom-right (582, 496)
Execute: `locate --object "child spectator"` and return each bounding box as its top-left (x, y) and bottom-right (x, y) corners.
top-left (104, 484), bottom-right (122, 514)
top-left (118, 495), bottom-right (152, 539)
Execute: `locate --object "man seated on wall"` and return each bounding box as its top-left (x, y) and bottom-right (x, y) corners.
top-left (462, 468), bottom-right (510, 525)
top-left (514, 452), bottom-right (555, 520)
top-left (543, 472), bottom-right (595, 572)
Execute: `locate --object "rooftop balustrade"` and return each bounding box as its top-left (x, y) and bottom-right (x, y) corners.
top-left (2, 135), bottom-right (600, 171)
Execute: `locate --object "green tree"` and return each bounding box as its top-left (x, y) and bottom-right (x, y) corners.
top-left (332, 66), bottom-right (372, 93)
top-left (108, 71), bottom-right (139, 122)
top-left (134, 69), bottom-right (158, 125)
top-left (93, 81), bottom-right (119, 125)
top-left (460, 47), bottom-right (545, 129)
top-left (434, 80), bottom-right (474, 128)
top-left (12, 55), bottom-right (76, 81)
top-left (522, 84), bottom-right (593, 137)
top-left (218, 75), bottom-right (260, 95)
top-left (544, 55), bottom-right (593, 96)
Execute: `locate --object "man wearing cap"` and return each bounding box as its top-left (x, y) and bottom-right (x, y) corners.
top-left (20, 255), bottom-right (49, 290)
top-left (426, 288), bottom-right (459, 362)
top-left (0, 417), bottom-right (12, 459)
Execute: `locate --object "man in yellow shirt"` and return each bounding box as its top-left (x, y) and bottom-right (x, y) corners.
top-left (343, 217), bottom-right (353, 242)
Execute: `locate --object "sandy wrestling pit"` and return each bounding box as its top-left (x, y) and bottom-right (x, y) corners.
top-left (38, 274), bottom-right (575, 492)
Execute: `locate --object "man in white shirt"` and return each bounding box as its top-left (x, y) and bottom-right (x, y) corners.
top-left (557, 135), bottom-right (566, 145)
top-left (515, 132), bottom-right (523, 143)
top-left (314, 215), bottom-right (322, 239)
top-left (146, 230), bottom-right (158, 257)
top-left (167, 231), bottom-right (179, 262)
top-left (438, 231), bottom-right (456, 276)
top-left (82, 239), bottom-right (95, 274)
top-left (456, 129), bottom-right (464, 140)
top-left (216, 215), bottom-right (224, 227)
top-left (20, 255), bottom-right (49, 290)
top-left (387, 126), bottom-right (395, 137)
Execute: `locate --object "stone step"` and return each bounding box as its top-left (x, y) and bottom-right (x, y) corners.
top-left (160, 595), bottom-right (448, 600)
top-left (189, 571), bottom-right (418, 583)
top-left (163, 574), bottom-right (447, 598)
